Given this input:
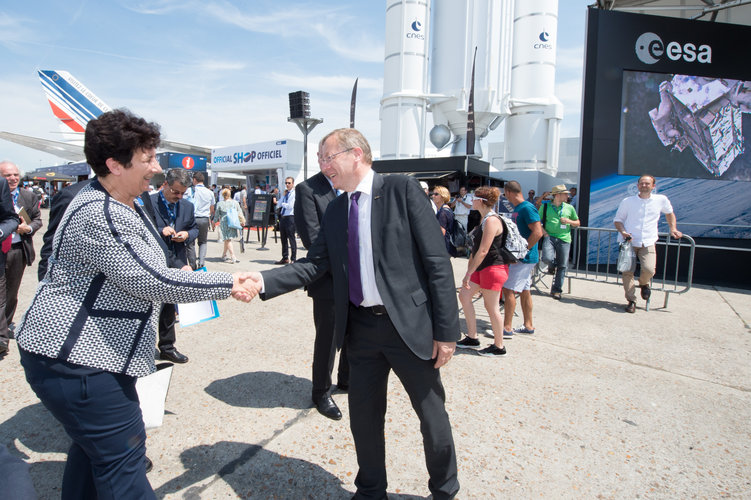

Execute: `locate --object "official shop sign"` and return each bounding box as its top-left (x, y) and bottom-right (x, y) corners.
top-left (212, 141), bottom-right (288, 167)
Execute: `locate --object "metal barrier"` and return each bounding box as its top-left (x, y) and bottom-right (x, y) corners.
top-left (534, 226), bottom-right (695, 310)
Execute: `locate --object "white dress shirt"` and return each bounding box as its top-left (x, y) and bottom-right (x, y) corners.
top-left (349, 169), bottom-right (384, 307)
top-left (614, 193), bottom-right (674, 247)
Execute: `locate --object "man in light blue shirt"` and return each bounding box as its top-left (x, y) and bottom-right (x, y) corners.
top-left (276, 176), bottom-right (296, 264)
top-left (188, 172), bottom-right (215, 269)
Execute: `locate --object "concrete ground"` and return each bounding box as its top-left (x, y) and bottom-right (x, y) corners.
top-left (1, 209), bottom-right (750, 499)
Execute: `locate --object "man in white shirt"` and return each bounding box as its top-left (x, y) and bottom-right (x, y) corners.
top-left (276, 177), bottom-right (297, 264)
top-left (188, 172), bottom-right (215, 269)
top-left (452, 186), bottom-right (472, 228)
top-left (614, 175), bottom-right (682, 313)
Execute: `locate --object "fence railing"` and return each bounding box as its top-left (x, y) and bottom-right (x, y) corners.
top-left (537, 226), bottom-right (696, 310)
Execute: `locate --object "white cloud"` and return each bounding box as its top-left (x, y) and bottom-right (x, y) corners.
top-left (268, 73), bottom-right (381, 95)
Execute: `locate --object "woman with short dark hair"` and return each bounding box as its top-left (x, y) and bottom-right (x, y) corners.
top-left (16, 109), bottom-right (255, 499)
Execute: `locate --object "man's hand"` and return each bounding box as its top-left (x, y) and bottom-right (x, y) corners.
top-left (670, 228), bottom-right (683, 239)
top-left (432, 340), bottom-right (456, 369)
top-left (162, 226), bottom-right (177, 238)
top-left (16, 222), bottom-right (32, 235)
top-left (231, 272), bottom-right (262, 302)
top-left (171, 231), bottom-right (189, 243)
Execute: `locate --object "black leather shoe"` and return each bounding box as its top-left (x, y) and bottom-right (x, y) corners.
top-left (160, 348), bottom-right (189, 364)
top-left (0, 340), bottom-right (8, 355)
top-left (314, 394), bottom-right (342, 421)
top-left (145, 456), bottom-right (153, 473)
top-left (275, 258), bottom-right (289, 265)
top-left (625, 301), bottom-right (636, 313)
top-left (336, 382), bottom-right (349, 392)
top-left (640, 285), bottom-right (651, 300)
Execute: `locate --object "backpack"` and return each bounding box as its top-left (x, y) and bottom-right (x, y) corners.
top-left (497, 214), bottom-right (529, 262)
top-left (447, 214), bottom-right (468, 256)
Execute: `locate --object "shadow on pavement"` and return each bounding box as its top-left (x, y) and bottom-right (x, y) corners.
top-left (205, 371), bottom-right (312, 409)
top-left (154, 440), bottom-right (429, 499)
top-left (0, 402), bottom-right (69, 497)
top-left (153, 441), bottom-right (350, 498)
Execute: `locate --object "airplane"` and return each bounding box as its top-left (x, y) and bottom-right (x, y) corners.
top-left (0, 70), bottom-right (212, 162)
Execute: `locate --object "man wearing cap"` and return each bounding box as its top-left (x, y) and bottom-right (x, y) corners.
top-left (538, 184), bottom-right (579, 300)
top-left (614, 175), bottom-right (682, 313)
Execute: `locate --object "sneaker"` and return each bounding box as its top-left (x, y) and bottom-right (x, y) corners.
top-left (483, 328), bottom-right (495, 339)
top-left (478, 345), bottom-right (507, 357)
top-left (513, 326), bottom-right (535, 334)
top-left (456, 336), bottom-right (481, 349)
top-left (503, 330), bottom-right (514, 339)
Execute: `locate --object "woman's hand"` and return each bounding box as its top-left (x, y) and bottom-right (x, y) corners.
top-left (462, 272), bottom-right (472, 289)
top-left (231, 272), bottom-right (261, 302)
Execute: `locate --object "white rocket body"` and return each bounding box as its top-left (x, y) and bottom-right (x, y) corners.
top-left (380, 0), bottom-right (431, 160)
top-left (503, 0), bottom-right (562, 175)
top-left (379, 0), bottom-right (562, 177)
top-left (430, 0), bottom-right (513, 157)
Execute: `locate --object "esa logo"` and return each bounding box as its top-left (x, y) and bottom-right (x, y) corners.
top-left (635, 32), bottom-right (712, 64)
top-left (406, 19), bottom-right (424, 40)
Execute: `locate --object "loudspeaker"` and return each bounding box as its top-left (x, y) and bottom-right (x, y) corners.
top-left (289, 91), bottom-right (310, 119)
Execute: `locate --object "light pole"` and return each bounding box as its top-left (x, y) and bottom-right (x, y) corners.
top-left (288, 91), bottom-right (322, 180)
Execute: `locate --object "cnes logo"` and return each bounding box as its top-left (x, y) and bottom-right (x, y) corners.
top-left (635, 32), bottom-right (711, 64)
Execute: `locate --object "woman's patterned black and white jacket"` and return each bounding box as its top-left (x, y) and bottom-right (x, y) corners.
top-left (16, 181), bottom-right (234, 377)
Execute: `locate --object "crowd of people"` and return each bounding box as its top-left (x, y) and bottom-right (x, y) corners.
top-left (0, 108), bottom-right (682, 499)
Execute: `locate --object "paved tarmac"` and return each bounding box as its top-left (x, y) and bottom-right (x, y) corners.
top-left (1, 209), bottom-right (750, 499)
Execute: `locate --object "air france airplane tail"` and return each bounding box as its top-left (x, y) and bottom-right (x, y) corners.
top-left (37, 70), bottom-right (111, 139)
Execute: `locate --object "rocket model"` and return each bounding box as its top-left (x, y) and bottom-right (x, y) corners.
top-left (380, 0), bottom-right (562, 176)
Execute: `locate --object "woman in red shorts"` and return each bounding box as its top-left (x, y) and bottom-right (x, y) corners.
top-left (457, 186), bottom-right (510, 357)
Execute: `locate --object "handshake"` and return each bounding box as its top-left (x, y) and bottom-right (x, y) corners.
top-left (230, 271), bottom-right (263, 302)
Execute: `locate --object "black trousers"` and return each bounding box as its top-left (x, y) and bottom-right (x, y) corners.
top-left (157, 303), bottom-right (177, 351)
top-left (346, 305), bottom-right (459, 500)
top-left (279, 215), bottom-right (296, 260)
top-left (311, 296), bottom-right (349, 401)
top-left (5, 243), bottom-right (27, 328)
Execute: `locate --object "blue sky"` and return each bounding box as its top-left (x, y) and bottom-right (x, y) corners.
top-left (0, 0), bottom-right (592, 172)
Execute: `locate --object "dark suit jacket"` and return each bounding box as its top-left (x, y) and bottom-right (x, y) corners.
top-left (148, 193), bottom-right (198, 267)
top-left (294, 172), bottom-right (337, 299)
top-left (0, 178), bottom-right (20, 276)
top-left (262, 172), bottom-right (460, 360)
top-left (38, 180), bottom-right (90, 280)
top-left (15, 188), bottom-right (42, 266)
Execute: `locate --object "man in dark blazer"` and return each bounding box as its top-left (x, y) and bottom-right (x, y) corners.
top-left (38, 180), bottom-right (91, 281)
top-left (0, 176), bottom-right (19, 356)
top-left (146, 168), bottom-right (198, 363)
top-left (254, 128), bottom-right (460, 499)
top-left (0, 161), bottom-right (42, 338)
top-left (294, 166), bottom-right (349, 421)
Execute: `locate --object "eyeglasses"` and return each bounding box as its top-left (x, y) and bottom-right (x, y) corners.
top-left (285, 181), bottom-right (293, 185)
top-left (474, 197), bottom-right (487, 202)
top-left (320, 148), bottom-right (353, 164)
top-left (167, 186), bottom-right (186, 197)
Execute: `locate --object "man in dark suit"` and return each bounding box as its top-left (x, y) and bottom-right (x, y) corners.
top-left (0, 176), bottom-right (19, 356)
top-left (38, 180), bottom-right (91, 281)
top-left (253, 128), bottom-right (460, 499)
top-left (294, 162), bottom-right (349, 421)
top-left (146, 168), bottom-right (198, 363)
top-left (0, 161), bottom-right (42, 338)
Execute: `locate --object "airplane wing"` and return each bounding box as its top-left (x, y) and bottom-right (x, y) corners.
top-left (0, 131), bottom-right (86, 162)
top-left (0, 131), bottom-right (213, 163)
top-left (159, 139), bottom-right (213, 157)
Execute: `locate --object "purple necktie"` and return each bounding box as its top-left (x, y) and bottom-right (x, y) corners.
top-left (348, 191), bottom-right (363, 306)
